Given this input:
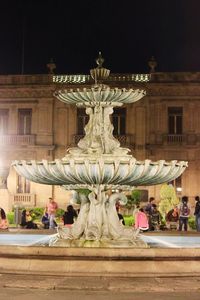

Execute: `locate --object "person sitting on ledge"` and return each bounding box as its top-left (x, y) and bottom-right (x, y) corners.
top-left (41, 210), bottom-right (50, 229)
top-left (21, 209), bottom-right (38, 229)
top-left (41, 209), bottom-right (57, 229)
top-left (0, 208), bottom-right (8, 229)
top-left (62, 205), bottom-right (77, 227)
top-left (166, 206), bottom-right (179, 230)
top-left (134, 208), bottom-right (149, 232)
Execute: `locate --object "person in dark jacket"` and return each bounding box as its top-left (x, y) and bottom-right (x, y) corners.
top-left (178, 196), bottom-right (190, 232)
top-left (41, 212), bottom-right (50, 229)
top-left (150, 204), bottom-right (162, 231)
top-left (194, 196), bottom-right (200, 232)
top-left (62, 205), bottom-right (77, 226)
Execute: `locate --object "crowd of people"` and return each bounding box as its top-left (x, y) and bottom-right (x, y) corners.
top-left (0, 193), bottom-right (200, 232)
top-left (20, 198), bottom-right (78, 230)
top-left (132, 195), bottom-right (200, 232)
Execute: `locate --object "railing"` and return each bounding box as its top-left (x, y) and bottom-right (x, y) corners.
top-left (163, 134), bottom-right (185, 144)
top-left (0, 135), bottom-right (36, 145)
top-left (53, 73), bottom-right (150, 84)
top-left (13, 194), bottom-right (36, 207)
top-left (73, 134), bottom-right (135, 148)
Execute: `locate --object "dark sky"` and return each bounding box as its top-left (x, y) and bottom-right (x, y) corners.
top-left (0, 0), bottom-right (200, 75)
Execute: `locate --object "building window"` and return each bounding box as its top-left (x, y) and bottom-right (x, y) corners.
top-left (18, 109), bottom-right (32, 135)
top-left (77, 108), bottom-right (89, 135)
top-left (0, 109), bottom-right (9, 134)
top-left (168, 107), bottom-right (183, 134)
top-left (17, 175), bottom-right (30, 193)
top-left (112, 108), bottom-right (126, 135)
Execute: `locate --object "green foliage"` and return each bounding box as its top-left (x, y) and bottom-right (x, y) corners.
top-left (159, 183), bottom-right (179, 219)
top-left (7, 212), bottom-right (14, 224)
top-left (78, 189), bottom-right (91, 197)
top-left (126, 189), bottom-right (141, 209)
top-left (56, 208), bottom-right (65, 218)
top-left (188, 216), bottom-right (196, 230)
top-left (29, 207), bottom-right (44, 220)
top-left (131, 190), bottom-right (141, 205)
top-left (124, 215), bottom-right (134, 226)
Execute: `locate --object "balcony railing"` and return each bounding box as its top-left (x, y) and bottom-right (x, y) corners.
top-left (163, 134), bottom-right (185, 144)
top-left (12, 194), bottom-right (36, 207)
top-left (0, 135), bottom-right (36, 146)
top-left (73, 134), bottom-right (135, 148)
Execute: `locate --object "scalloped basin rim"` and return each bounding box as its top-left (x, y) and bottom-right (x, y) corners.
top-left (12, 159), bottom-right (188, 167)
top-left (55, 87), bottom-right (145, 93)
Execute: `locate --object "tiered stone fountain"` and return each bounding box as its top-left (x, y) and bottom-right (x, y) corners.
top-left (12, 54), bottom-right (188, 247)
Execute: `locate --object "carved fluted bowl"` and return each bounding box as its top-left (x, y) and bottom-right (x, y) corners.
top-left (12, 157), bottom-right (188, 187)
top-left (54, 86), bottom-right (146, 106)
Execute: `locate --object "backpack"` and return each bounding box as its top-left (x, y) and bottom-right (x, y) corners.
top-left (181, 203), bottom-right (190, 217)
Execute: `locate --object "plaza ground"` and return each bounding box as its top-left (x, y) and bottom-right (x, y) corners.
top-left (0, 274), bottom-right (200, 300)
top-left (1, 230), bottom-right (200, 299)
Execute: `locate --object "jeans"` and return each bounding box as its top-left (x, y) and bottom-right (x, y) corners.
top-left (179, 217), bottom-right (188, 231)
top-left (49, 214), bottom-right (56, 229)
top-left (195, 215), bottom-right (200, 232)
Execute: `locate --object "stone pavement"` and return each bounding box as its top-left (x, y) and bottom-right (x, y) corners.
top-left (0, 289), bottom-right (200, 300)
top-left (0, 273), bottom-right (200, 299)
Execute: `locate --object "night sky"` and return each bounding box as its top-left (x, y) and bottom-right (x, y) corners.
top-left (0, 0), bottom-right (200, 75)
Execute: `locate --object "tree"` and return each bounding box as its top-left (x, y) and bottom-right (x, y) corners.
top-left (159, 183), bottom-right (179, 219)
top-left (125, 189), bottom-right (141, 210)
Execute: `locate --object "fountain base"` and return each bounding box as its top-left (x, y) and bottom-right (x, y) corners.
top-left (50, 237), bottom-right (148, 248)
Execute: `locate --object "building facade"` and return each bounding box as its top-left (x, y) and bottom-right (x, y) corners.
top-left (0, 70), bottom-right (199, 211)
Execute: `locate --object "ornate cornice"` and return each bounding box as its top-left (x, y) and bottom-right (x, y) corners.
top-left (148, 84), bottom-right (200, 97)
top-left (151, 72), bottom-right (200, 82)
top-left (0, 88), bottom-right (55, 99)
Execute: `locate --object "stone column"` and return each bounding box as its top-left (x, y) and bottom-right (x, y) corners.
top-left (0, 165), bottom-right (11, 213)
top-left (135, 106), bottom-right (146, 159)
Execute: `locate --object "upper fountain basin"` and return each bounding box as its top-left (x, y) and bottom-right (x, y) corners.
top-left (54, 85), bottom-right (146, 106)
top-left (12, 157), bottom-right (187, 187)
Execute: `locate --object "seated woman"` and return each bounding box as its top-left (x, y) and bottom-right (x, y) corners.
top-left (134, 208), bottom-right (149, 232)
top-left (0, 208), bottom-right (8, 229)
top-left (62, 205), bottom-right (77, 227)
top-left (21, 209), bottom-right (38, 229)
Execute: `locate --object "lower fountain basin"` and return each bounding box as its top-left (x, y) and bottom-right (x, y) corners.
top-left (0, 233), bottom-right (200, 278)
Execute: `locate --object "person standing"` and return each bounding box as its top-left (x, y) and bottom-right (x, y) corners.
top-left (150, 204), bottom-right (162, 231)
top-left (178, 196), bottom-right (190, 232)
top-left (194, 196), bottom-right (200, 232)
top-left (145, 197), bottom-right (155, 215)
top-left (46, 197), bottom-right (58, 229)
top-left (145, 197), bottom-right (155, 230)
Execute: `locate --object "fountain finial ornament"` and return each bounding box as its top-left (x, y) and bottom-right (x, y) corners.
top-left (96, 51), bottom-right (104, 68)
top-left (90, 52), bottom-right (110, 83)
top-left (12, 54), bottom-right (188, 248)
